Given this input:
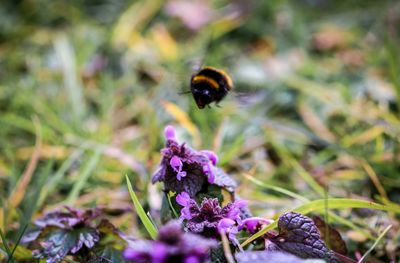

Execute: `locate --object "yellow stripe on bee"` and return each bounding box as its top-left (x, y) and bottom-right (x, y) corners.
top-left (201, 67), bottom-right (233, 90)
top-left (192, 75), bottom-right (220, 90)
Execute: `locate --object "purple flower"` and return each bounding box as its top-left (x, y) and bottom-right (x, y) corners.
top-left (238, 217), bottom-right (274, 234)
top-left (164, 125), bottom-right (176, 140)
top-left (176, 192), bottom-right (194, 220)
top-left (217, 218), bottom-right (236, 233)
top-left (217, 218), bottom-right (240, 245)
top-left (152, 125), bottom-right (236, 197)
top-left (123, 220), bottom-right (217, 263)
top-left (200, 150), bottom-right (218, 166)
top-left (176, 193), bottom-right (247, 245)
top-left (170, 156), bottom-right (187, 180)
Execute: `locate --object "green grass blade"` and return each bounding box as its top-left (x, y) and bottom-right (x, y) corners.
top-left (54, 34), bottom-right (86, 122)
top-left (244, 174), bottom-right (373, 239)
top-left (289, 159), bottom-right (326, 197)
top-left (0, 228), bottom-right (13, 263)
top-left (357, 225), bottom-right (392, 263)
top-left (125, 175), bottom-right (158, 239)
top-left (328, 213), bottom-right (374, 240)
top-left (244, 173), bottom-right (309, 202)
top-left (38, 149), bottom-right (83, 207)
top-left (291, 198), bottom-right (400, 214)
top-left (66, 150), bottom-right (101, 205)
top-left (7, 225), bottom-right (27, 263)
top-left (167, 192), bottom-right (179, 218)
top-left (241, 198), bottom-right (400, 247)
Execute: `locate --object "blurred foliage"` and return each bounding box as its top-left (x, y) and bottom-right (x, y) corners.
top-left (1, 0), bottom-right (400, 262)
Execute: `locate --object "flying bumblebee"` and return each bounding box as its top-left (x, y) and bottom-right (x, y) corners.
top-left (190, 66), bottom-right (233, 109)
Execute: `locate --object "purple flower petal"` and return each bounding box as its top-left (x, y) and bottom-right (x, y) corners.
top-left (234, 200), bottom-right (248, 209)
top-left (123, 247), bottom-right (145, 261)
top-left (239, 217), bottom-right (273, 234)
top-left (201, 150), bottom-right (218, 166)
top-left (181, 207), bottom-right (193, 220)
top-left (177, 171), bottom-right (187, 181)
top-left (217, 218), bottom-right (236, 234)
top-left (202, 164), bottom-right (215, 183)
top-left (170, 156), bottom-right (183, 172)
top-left (184, 255), bottom-right (200, 263)
top-left (176, 192), bottom-right (191, 207)
top-left (226, 200), bottom-right (248, 221)
top-left (164, 125), bottom-right (176, 140)
top-left (151, 243), bottom-right (168, 263)
top-left (170, 156), bottom-right (188, 181)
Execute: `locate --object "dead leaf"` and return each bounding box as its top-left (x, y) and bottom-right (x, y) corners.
top-left (312, 215), bottom-right (348, 255)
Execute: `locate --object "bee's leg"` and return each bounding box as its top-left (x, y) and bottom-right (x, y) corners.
top-left (215, 103), bottom-right (222, 108)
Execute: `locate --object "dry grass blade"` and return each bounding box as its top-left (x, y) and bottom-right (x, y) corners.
top-left (357, 225), bottom-right (392, 263)
top-left (0, 208), bottom-right (4, 233)
top-left (360, 160), bottom-right (389, 203)
top-left (220, 233), bottom-right (235, 263)
top-left (8, 117), bottom-right (42, 209)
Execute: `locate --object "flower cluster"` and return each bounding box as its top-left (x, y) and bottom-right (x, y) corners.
top-left (123, 220), bottom-right (217, 263)
top-left (176, 192), bottom-right (249, 245)
top-left (152, 125), bottom-right (236, 197)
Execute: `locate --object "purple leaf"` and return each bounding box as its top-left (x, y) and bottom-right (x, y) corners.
top-left (270, 212), bottom-right (340, 263)
top-left (213, 167), bottom-right (237, 192)
top-left (25, 206), bottom-right (125, 263)
top-left (34, 228), bottom-right (100, 262)
top-left (70, 228), bottom-right (100, 253)
top-left (33, 206), bottom-right (101, 229)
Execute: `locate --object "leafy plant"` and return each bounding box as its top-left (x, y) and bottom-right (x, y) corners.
top-left (22, 206), bottom-right (128, 263)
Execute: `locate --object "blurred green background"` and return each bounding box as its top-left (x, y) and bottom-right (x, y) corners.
top-left (1, 0), bottom-right (400, 261)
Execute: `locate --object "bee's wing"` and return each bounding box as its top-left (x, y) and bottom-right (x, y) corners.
top-left (231, 89), bottom-right (272, 109)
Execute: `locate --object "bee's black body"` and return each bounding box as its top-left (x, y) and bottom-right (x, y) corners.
top-left (190, 67), bottom-right (233, 109)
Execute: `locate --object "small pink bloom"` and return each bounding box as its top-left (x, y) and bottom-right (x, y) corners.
top-left (184, 255), bottom-right (200, 263)
top-left (202, 164), bottom-right (215, 183)
top-left (164, 125), bottom-right (176, 140)
top-left (176, 192), bottom-right (191, 207)
top-left (239, 217), bottom-right (273, 234)
top-left (170, 156), bottom-right (187, 180)
top-left (201, 150), bottom-right (218, 166)
top-left (181, 207), bottom-right (193, 220)
top-left (217, 218), bottom-right (236, 234)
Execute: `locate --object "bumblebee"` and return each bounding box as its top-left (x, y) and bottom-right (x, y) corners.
top-left (190, 66), bottom-right (233, 109)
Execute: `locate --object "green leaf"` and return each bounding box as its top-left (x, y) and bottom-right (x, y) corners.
top-left (241, 198), bottom-right (400, 247)
top-left (125, 174), bottom-right (158, 239)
